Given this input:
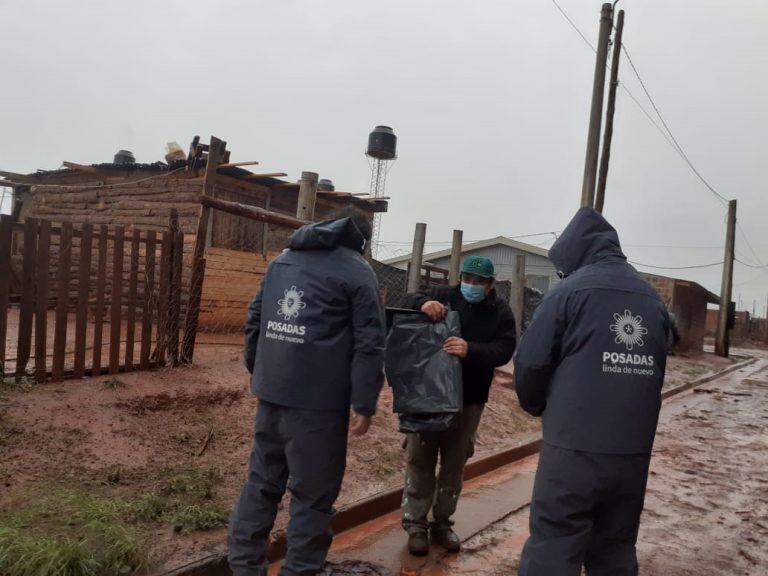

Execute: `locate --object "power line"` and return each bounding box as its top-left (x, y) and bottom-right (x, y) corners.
top-left (735, 258), bottom-right (768, 270)
top-left (629, 259), bottom-right (723, 270)
top-left (549, 0), bottom-right (731, 208)
top-left (548, 0), bottom-right (679, 152)
top-left (620, 44), bottom-right (730, 207)
top-left (736, 224), bottom-right (767, 268)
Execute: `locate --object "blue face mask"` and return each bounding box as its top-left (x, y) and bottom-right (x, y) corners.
top-left (460, 282), bottom-right (486, 304)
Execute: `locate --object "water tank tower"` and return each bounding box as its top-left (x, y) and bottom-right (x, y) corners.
top-left (365, 126), bottom-right (397, 257)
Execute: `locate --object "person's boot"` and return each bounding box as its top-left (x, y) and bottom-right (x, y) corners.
top-left (407, 530), bottom-right (429, 556)
top-left (431, 527), bottom-right (461, 553)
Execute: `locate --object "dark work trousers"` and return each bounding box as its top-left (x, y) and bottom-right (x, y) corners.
top-left (228, 400), bottom-right (349, 576)
top-left (401, 404), bottom-right (485, 533)
top-left (519, 442), bottom-right (652, 576)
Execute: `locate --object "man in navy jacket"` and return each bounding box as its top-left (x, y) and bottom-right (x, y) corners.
top-left (229, 210), bottom-right (385, 576)
top-left (515, 208), bottom-right (669, 576)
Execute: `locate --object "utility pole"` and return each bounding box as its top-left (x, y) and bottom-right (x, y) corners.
top-left (580, 3), bottom-right (614, 208)
top-left (448, 229), bottom-right (463, 286)
top-left (512, 255), bottom-right (527, 342)
top-left (407, 223), bottom-right (427, 293)
top-left (764, 294), bottom-right (768, 344)
top-left (296, 171), bottom-right (319, 221)
top-left (715, 200), bottom-right (737, 357)
top-left (594, 9), bottom-right (625, 214)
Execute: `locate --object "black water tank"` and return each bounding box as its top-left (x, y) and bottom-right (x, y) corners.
top-left (114, 150), bottom-right (136, 165)
top-left (366, 125), bottom-right (397, 160)
top-left (318, 178), bottom-right (335, 191)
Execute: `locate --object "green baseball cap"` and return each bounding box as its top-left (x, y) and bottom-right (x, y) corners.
top-left (461, 255), bottom-right (495, 278)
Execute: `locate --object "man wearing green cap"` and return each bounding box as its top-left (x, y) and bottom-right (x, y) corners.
top-left (401, 255), bottom-right (517, 555)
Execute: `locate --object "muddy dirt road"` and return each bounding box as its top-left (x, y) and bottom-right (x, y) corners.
top-left (318, 354), bottom-right (768, 576)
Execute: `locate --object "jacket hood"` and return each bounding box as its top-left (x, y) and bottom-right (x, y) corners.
top-left (288, 217), bottom-right (366, 253)
top-left (548, 207), bottom-right (626, 276)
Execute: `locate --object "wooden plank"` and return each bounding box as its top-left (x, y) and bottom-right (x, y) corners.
top-left (34, 220), bottom-right (52, 383)
top-left (16, 218), bottom-right (37, 380)
top-left (243, 172), bottom-right (287, 180)
top-left (155, 230), bottom-right (172, 365)
top-left (124, 228), bottom-right (140, 370)
top-left (52, 221), bottom-right (72, 382)
top-left (140, 231), bottom-right (157, 370)
top-left (181, 257), bottom-right (205, 363)
top-left (200, 195), bottom-right (307, 229)
top-left (217, 160), bottom-right (259, 168)
top-left (92, 225), bottom-right (108, 376)
top-left (109, 226), bottom-right (125, 375)
top-left (63, 161), bottom-right (97, 173)
top-left (0, 215), bottom-right (14, 374)
top-left (168, 230), bottom-right (183, 365)
top-left (73, 223), bottom-right (93, 378)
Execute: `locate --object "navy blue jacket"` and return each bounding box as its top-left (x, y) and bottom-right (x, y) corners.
top-left (514, 208), bottom-right (669, 454)
top-left (245, 218), bottom-right (386, 416)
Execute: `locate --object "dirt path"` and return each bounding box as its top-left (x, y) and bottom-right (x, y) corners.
top-left (320, 353), bottom-right (768, 575)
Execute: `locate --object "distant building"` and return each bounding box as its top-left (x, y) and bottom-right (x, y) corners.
top-left (642, 273), bottom-right (720, 352)
top-left (383, 236), bottom-right (559, 294)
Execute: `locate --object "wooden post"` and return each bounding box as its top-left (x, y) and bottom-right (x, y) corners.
top-left (73, 223), bottom-right (92, 379)
top-left (52, 222), bottom-right (72, 382)
top-left (406, 223), bottom-right (427, 293)
top-left (109, 226), bottom-right (125, 375)
top-left (183, 137), bottom-right (225, 364)
top-left (448, 230), bottom-right (464, 286)
top-left (764, 294), bottom-right (768, 344)
top-left (92, 225), bottom-right (108, 376)
top-left (512, 255), bottom-right (526, 341)
top-left (140, 231), bottom-right (157, 370)
top-left (125, 228), bottom-right (140, 370)
top-left (169, 229), bottom-right (183, 366)
top-left (35, 220), bottom-right (52, 382)
top-left (16, 218), bottom-right (37, 380)
top-left (594, 9), bottom-right (625, 214)
top-left (296, 171), bottom-right (319, 221)
top-left (580, 3), bottom-right (614, 208)
top-left (261, 188), bottom-right (272, 257)
top-left (0, 215), bottom-right (12, 375)
top-left (715, 200), bottom-right (737, 357)
top-left (156, 230), bottom-right (172, 366)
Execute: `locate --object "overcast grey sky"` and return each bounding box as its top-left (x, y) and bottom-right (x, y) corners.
top-left (2, 1), bottom-right (767, 312)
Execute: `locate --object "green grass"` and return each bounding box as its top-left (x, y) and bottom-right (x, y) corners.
top-left (0, 466), bottom-right (229, 575)
top-left (0, 491), bottom-right (146, 576)
top-left (0, 423), bottom-right (22, 447)
top-left (160, 466), bottom-right (219, 500)
top-left (102, 377), bottom-right (127, 390)
top-left (167, 503), bottom-right (229, 532)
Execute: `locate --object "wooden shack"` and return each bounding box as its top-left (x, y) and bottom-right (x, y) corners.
top-left (1, 137), bottom-right (388, 334)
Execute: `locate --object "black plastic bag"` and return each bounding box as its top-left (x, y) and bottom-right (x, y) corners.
top-left (398, 413), bottom-right (457, 434)
top-left (385, 309), bottom-right (463, 420)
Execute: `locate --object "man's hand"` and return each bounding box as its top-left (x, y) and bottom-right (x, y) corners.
top-left (350, 412), bottom-right (372, 436)
top-left (444, 336), bottom-right (468, 359)
top-left (421, 300), bottom-right (447, 322)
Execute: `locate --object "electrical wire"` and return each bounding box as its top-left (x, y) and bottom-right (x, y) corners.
top-left (628, 259), bottom-right (723, 270)
top-left (736, 258), bottom-right (768, 270)
top-left (620, 44), bottom-right (730, 207)
top-left (549, 0), bottom-right (679, 152)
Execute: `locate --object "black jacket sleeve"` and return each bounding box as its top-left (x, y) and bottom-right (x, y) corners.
top-left (244, 285), bottom-right (264, 374)
top-left (403, 285), bottom-right (454, 311)
top-left (465, 305), bottom-right (517, 370)
top-left (513, 289), bottom-right (566, 416)
top-left (349, 269), bottom-right (386, 417)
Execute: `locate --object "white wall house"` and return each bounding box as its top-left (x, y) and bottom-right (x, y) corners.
top-left (382, 236), bottom-right (559, 294)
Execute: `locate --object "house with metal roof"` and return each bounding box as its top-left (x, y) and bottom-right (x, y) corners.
top-left (383, 236), bottom-right (559, 294)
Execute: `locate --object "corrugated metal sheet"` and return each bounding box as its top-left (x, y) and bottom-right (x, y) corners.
top-left (425, 245), bottom-right (559, 293)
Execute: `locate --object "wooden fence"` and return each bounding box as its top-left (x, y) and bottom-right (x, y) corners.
top-left (0, 215), bottom-right (186, 382)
